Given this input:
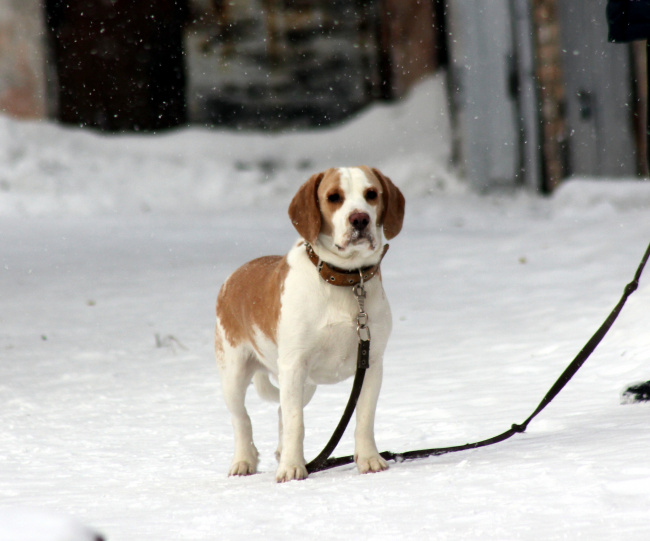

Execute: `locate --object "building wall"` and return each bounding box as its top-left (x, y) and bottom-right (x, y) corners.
top-left (556, 0), bottom-right (636, 179)
top-left (446, 0), bottom-right (521, 190)
top-left (446, 0), bottom-right (639, 191)
top-left (0, 0), bottom-right (47, 119)
top-left (184, 0), bottom-right (383, 129)
top-left (45, 0), bottom-right (188, 132)
top-left (533, 0), bottom-right (567, 190)
top-left (380, 0), bottom-right (437, 100)
top-left (1, 0), bottom-right (438, 131)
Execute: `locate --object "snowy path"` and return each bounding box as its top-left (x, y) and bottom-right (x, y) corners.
top-left (2, 73), bottom-right (650, 540)
top-left (2, 189), bottom-right (650, 540)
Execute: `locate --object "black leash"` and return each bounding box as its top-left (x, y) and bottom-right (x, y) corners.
top-left (307, 280), bottom-right (371, 474)
top-left (307, 241), bottom-right (650, 474)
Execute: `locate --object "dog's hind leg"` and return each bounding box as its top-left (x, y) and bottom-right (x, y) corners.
top-left (218, 349), bottom-right (260, 476)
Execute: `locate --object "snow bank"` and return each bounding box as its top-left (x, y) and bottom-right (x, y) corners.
top-left (0, 74), bottom-right (456, 217)
top-left (553, 176), bottom-right (650, 216)
top-left (0, 509), bottom-right (103, 541)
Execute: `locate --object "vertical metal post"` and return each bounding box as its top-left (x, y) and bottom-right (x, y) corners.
top-left (646, 40), bottom-right (650, 175)
top-left (511, 0), bottom-right (542, 191)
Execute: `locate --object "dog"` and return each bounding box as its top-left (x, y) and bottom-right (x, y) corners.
top-left (215, 166), bottom-right (405, 482)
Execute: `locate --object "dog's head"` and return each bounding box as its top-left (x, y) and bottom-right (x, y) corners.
top-left (289, 167), bottom-right (405, 267)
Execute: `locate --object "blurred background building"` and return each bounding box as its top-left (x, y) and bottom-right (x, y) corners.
top-left (0, 0), bottom-right (643, 192)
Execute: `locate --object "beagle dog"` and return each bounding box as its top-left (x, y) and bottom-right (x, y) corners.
top-left (215, 166), bottom-right (405, 482)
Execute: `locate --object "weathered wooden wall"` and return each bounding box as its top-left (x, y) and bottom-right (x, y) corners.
top-left (379, 0), bottom-right (438, 100)
top-left (185, 0), bottom-right (379, 129)
top-left (45, 0), bottom-right (188, 131)
top-left (183, 0), bottom-right (437, 129)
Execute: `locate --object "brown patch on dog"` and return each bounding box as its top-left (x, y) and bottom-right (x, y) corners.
top-left (315, 169), bottom-right (344, 238)
top-left (288, 172), bottom-right (326, 244)
top-left (367, 167), bottom-right (405, 240)
top-left (357, 166), bottom-right (384, 211)
top-left (217, 255), bottom-right (290, 349)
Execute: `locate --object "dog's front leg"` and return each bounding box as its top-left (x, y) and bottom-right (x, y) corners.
top-left (276, 363), bottom-right (309, 482)
top-left (354, 359), bottom-right (389, 474)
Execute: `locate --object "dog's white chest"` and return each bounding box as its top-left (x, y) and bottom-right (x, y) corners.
top-left (307, 303), bottom-right (362, 383)
top-left (277, 266), bottom-right (392, 385)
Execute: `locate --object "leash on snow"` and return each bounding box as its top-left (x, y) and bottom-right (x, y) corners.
top-left (306, 241), bottom-right (650, 474)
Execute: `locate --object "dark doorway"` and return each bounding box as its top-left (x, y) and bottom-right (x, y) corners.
top-left (45, 0), bottom-right (189, 132)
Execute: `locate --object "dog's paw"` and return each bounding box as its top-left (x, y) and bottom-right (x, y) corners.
top-left (228, 460), bottom-right (257, 477)
top-left (356, 454), bottom-right (389, 474)
top-left (275, 463), bottom-right (308, 483)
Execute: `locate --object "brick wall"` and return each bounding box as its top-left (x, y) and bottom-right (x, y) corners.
top-left (0, 0), bottom-right (47, 119)
top-left (380, 0), bottom-right (437, 100)
top-left (532, 0), bottom-right (567, 190)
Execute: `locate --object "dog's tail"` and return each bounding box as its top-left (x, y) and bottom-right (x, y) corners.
top-left (252, 371), bottom-right (280, 402)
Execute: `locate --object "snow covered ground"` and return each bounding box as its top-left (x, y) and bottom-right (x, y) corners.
top-left (1, 75), bottom-right (650, 540)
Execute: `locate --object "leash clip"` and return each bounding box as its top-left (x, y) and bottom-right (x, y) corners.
top-left (353, 280), bottom-right (371, 342)
top-left (357, 321), bottom-right (371, 342)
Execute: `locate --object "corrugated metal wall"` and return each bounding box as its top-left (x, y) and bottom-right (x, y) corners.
top-left (557, 0), bottom-right (637, 178)
top-left (447, 0), bottom-right (525, 191)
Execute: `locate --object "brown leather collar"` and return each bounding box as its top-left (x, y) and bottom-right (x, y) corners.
top-left (305, 243), bottom-right (389, 286)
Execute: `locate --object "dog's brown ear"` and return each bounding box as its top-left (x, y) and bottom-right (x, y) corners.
top-left (288, 172), bottom-right (324, 244)
top-left (372, 168), bottom-right (405, 240)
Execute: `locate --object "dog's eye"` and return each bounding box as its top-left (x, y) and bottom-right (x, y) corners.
top-left (365, 190), bottom-right (378, 201)
top-left (327, 193), bottom-right (342, 203)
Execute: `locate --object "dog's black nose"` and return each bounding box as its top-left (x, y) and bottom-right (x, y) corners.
top-left (349, 212), bottom-right (370, 231)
